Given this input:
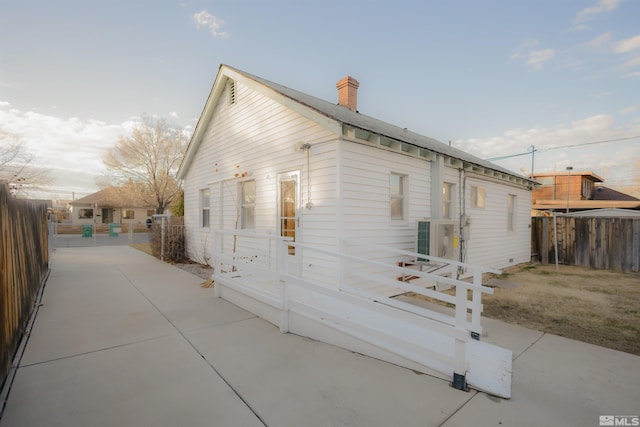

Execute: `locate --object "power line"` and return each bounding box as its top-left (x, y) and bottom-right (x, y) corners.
top-left (485, 135), bottom-right (640, 161)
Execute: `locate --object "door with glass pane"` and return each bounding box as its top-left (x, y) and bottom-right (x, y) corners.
top-left (278, 171), bottom-right (299, 255)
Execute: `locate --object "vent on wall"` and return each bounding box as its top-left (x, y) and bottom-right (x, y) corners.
top-left (227, 80), bottom-right (237, 105)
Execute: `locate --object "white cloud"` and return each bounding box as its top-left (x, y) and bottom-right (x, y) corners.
top-left (525, 49), bottom-right (556, 70)
top-left (511, 41), bottom-right (556, 71)
top-left (192, 10), bottom-right (229, 39)
top-left (614, 34), bottom-right (640, 54)
top-left (620, 55), bottom-right (640, 70)
top-left (622, 71), bottom-right (640, 79)
top-left (621, 105), bottom-right (639, 114)
top-left (169, 111), bottom-right (179, 119)
top-left (583, 33), bottom-right (640, 79)
top-left (0, 103), bottom-right (127, 197)
top-left (575, 0), bottom-right (619, 25)
top-left (586, 32), bottom-right (613, 49)
top-left (454, 113), bottom-right (639, 189)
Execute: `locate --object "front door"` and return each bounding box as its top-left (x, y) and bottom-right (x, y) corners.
top-left (278, 171), bottom-right (299, 255)
top-left (101, 208), bottom-right (113, 224)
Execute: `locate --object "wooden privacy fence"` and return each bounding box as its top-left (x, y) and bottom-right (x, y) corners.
top-left (0, 184), bottom-right (49, 388)
top-left (532, 216), bottom-right (640, 272)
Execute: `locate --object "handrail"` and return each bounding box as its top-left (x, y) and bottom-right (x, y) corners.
top-left (213, 228), bottom-right (292, 240)
top-left (345, 239), bottom-right (502, 274)
top-left (212, 229), bottom-right (491, 334)
top-left (286, 240), bottom-right (493, 294)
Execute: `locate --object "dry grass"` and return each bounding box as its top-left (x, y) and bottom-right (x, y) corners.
top-left (129, 242), bottom-right (153, 256)
top-left (482, 264), bottom-right (640, 355)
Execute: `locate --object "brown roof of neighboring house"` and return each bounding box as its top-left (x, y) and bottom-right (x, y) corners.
top-left (592, 186), bottom-right (640, 202)
top-left (533, 199), bottom-right (640, 210)
top-left (70, 187), bottom-right (154, 208)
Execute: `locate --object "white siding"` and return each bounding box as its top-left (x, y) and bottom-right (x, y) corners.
top-left (70, 205), bottom-right (153, 226)
top-left (462, 175), bottom-right (532, 270)
top-left (183, 79), bottom-right (338, 267)
top-left (341, 141), bottom-right (430, 246)
top-left (183, 74), bottom-right (532, 288)
top-left (338, 142), bottom-right (431, 291)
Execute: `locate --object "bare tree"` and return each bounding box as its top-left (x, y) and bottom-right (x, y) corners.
top-left (103, 116), bottom-right (188, 214)
top-left (0, 131), bottom-right (53, 197)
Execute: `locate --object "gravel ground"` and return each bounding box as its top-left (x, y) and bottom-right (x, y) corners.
top-left (173, 262), bottom-right (213, 281)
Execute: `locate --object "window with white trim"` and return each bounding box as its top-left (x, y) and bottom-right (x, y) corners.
top-left (390, 173), bottom-right (406, 220)
top-left (442, 182), bottom-right (454, 219)
top-left (471, 185), bottom-right (485, 208)
top-left (121, 209), bottom-right (135, 220)
top-left (200, 188), bottom-right (210, 228)
top-left (507, 194), bottom-right (516, 232)
top-left (240, 180), bottom-right (255, 229)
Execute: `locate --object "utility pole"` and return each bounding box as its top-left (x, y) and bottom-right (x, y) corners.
top-left (528, 145), bottom-right (536, 179)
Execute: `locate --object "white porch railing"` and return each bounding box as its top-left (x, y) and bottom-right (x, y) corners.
top-left (342, 240), bottom-right (502, 336)
top-left (211, 229), bottom-right (511, 398)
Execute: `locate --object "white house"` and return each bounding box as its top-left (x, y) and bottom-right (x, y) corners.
top-left (178, 65), bottom-right (532, 284)
top-left (69, 186), bottom-right (156, 227)
top-left (176, 65), bottom-right (532, 397)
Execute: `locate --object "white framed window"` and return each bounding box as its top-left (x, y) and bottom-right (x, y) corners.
top-left (240, 180), bottom-right (255, 229)
top-left (442, 183), bottom-right (454, 219)
top-left (507, 194), bottom-right (516, 232)
top-left (121, 209), bottom-right (135, 220)
top-left (200, 188), bottom-right (210, 228)
top-left (471, 186), bottom-right (485, 208)
top-left (79, 208), bottom-right (93, 219)
top-left (390, 173), bottom-right (406, 221)
top-left (146, 209), bottom-right (155, 217)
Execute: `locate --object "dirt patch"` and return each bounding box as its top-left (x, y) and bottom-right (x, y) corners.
top-left (173, 262), bottom-right (213, 281)
top-left (482, 264), bottom-right (640, 356)
top-left (130, 243), bottom-right (213, 282)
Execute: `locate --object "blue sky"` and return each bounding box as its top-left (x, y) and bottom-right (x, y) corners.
top-left (1, 0), bottom-right (638, 199)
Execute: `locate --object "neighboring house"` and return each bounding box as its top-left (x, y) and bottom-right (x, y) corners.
top-left (532, 171), bottom-right (640, 213)
top-left (178, 65), bottom-right (534, 285)
top-left (69, 187), bottom-right (156, 226)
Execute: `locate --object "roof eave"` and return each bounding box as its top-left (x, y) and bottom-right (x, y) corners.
top-left (178, 65), bottom-right (230, 180)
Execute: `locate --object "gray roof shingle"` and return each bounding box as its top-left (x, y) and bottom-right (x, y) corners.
top-left (228, 65), bottom-right (525, 180)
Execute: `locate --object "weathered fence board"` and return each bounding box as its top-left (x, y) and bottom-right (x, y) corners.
top-left (0, 184), bottom-right (49, 388)
top-left (532, 216), bottom-right (640, 273)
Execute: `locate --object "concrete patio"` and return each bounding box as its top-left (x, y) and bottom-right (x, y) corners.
top-left (1, 245), bottom-right (638, 426)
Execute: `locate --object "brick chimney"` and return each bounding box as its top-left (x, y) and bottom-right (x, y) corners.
top-left (336, 76), bottom-right (359, 111)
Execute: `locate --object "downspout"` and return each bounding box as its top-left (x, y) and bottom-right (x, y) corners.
top-left (337, 134), bottom-right (346, 290)
top-left (458, 168), bottom-right (467, 278)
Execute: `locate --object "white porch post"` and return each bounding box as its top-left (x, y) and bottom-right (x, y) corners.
top-left (470, 269), bottom-right (483, 337)
top-left (277, 238), bottom-right (289, 333)
top-left (452, 284), bottom-right (469, 390)
top-left (213, 229), bottom-right (222, 298)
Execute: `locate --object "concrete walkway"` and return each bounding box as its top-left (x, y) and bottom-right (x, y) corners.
top-left (1, 246), bottom-right (638, 426)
